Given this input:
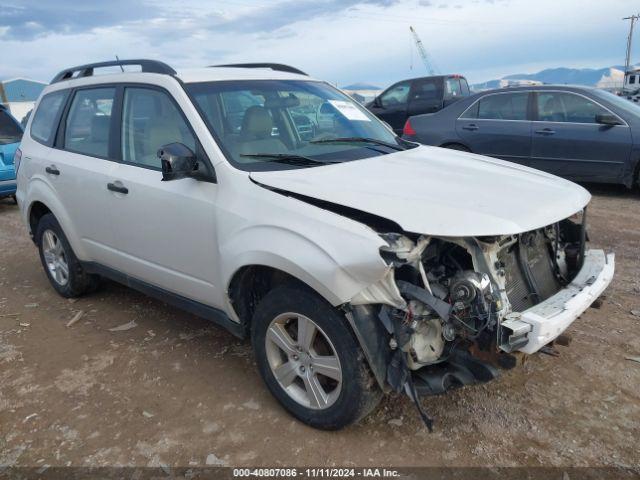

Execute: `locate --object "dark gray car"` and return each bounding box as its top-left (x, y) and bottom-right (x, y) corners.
top-left (403, 85), bottom-right (640, 187)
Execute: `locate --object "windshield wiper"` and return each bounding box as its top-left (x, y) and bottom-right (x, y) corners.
top-left (310, 137), bottom-right (405, 151)
top-left (239, 153), bottom-right (340, 166)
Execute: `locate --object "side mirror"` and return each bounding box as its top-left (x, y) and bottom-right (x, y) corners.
top-left (159, 143), bottom-right (198, 181)
top-left (595, 113), bottom-right (622, 126)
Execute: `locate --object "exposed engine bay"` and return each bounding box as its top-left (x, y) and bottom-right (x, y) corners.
top-left (348, 210), bottom-right (590, 430)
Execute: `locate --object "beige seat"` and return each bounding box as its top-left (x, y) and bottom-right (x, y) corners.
top-left (140, 117), bottom-right (184, 167)
top-left (237, 106), bottom-right (286, 158)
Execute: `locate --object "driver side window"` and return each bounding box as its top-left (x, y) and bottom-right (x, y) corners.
top-left (380, 82), bottom-right (411, 108)
top-left (121, 87), bottom-right (196, 169)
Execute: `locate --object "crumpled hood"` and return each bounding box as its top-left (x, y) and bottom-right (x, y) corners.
top-left (250, 146), bottom-right (591, 236)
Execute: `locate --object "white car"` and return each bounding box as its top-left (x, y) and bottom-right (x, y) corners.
top-left (15, 60), bottom-right (614, 430)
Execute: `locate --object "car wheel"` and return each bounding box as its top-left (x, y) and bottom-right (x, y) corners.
top-left (11, 195), bottom-right (18, 205)
top-left (251, 285), bottom-right (382, 430)
top-left (443, 143), bottom-right (471, 152)
top-left (35, 213), bottom-right (100, 298)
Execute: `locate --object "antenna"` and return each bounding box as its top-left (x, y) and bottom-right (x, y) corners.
top-left (115, 55), bottom-right (125, 72)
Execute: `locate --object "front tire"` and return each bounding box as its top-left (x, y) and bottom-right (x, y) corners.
top-left (251, 285), bottom-right (382, 430)
top-left (35, 213), bottom-right (100, 298)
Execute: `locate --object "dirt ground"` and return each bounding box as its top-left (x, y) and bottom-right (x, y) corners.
top-left (0, 185), bottom-right (639, 469)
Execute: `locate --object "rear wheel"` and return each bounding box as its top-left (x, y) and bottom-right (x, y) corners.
top-left (10, 195), bottom-right (17, 205)
top-left (35, 213), bottom-right (100, 298)
top-left (251, 285), bottom-right (382, 430)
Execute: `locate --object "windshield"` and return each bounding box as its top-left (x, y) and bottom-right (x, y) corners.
top-left (186, 80), bottom-right (409, 171)
top-left (591, 89), bottom-right (640, 117)
top-left (0, 108), bottom-right (23, 145)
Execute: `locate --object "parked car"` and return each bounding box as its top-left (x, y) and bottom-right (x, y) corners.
top-left (366, 74), bottom-right (470, 134)
top-left (0, 104), bottom-right (23, 202)
top-left (403, 85), bottom-right (640, 187)
top-left (17, 60), bottom-right (613, 430)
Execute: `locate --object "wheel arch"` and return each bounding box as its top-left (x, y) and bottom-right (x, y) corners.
top-left (24, 179), bottom-right (86, 258)
top-left (439, 141), bottom-right (472, 152)
top-left (226, 263), bottom-right (390, 390)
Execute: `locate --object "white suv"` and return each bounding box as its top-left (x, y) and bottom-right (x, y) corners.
top-left (16, 60), bottom-right (614, 430)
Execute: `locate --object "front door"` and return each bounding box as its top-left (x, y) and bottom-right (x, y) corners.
top-left (530, 91), bottom-right (631, 182)
top-left (105, 86), bottom-right (222, 307)
top-left (456, 91), bottom-right (532, 166)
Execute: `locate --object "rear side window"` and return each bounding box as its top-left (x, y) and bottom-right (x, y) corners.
top-left (30, 91), bottom-right (67, 145)
top-left (64, 88), bottom-right (115, 158)
top-left (445, 78), bottom-right (462, 99)
top-left (0, 108), bottom-right (23, 145)
top-left (462, 92), bottom-right (528, 120)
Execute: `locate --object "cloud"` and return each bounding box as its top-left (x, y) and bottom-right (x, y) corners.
top-left (0, 0), bottom-right (155, 40)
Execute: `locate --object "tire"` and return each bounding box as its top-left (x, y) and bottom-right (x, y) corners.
top-left (251, 285), bottom-right (382, 430)
top-left (443, 143), bottom-right (471, 152)
top-left (11, 195), bottom-right (18, 205)
top-left (35, 213), bottom-right (100, 298)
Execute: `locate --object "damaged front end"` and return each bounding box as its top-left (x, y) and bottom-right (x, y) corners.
top-left (346, 209), bottom-right (613, 430)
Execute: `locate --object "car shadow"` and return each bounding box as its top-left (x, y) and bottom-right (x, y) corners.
top-left (578, 182), bottom-right (639, 199)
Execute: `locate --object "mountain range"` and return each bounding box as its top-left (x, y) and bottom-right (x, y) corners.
top-left (472, 65), bottom-right (637, 90)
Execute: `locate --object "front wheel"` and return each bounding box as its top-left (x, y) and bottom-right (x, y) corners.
top-left (251, 285), bottom-right (382, 430)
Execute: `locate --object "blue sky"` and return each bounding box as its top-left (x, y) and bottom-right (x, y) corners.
top-left (0, 0), bottom-right (637, 87)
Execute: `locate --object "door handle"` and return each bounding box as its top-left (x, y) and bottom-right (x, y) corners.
top-left (107, 182), bottom-right (129, 195)
top-left (462, 124), bottom-right (479, 131)
top-left (45, 166), bottom-right (60, 175)
top-left (535, 128), bottom-right (556, 135)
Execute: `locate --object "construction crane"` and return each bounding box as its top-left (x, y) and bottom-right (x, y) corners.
top-left (410, 26), bottom-right (438, 76)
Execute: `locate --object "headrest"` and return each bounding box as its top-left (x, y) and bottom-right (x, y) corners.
top-left (241, 106), bottom-right (273, 139)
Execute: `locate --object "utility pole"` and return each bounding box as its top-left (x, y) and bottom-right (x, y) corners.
top-left (623, 14), bottom-right (639, 76)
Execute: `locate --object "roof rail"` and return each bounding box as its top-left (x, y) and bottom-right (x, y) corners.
top-left (211, 63), bottom-right (308, 76)
top-left (50, 59), bottom-right (177, 84)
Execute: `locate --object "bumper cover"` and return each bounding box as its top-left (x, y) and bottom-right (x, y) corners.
top-left (501, 249), bottom-right (614, 355)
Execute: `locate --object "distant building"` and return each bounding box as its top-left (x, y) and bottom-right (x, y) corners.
top-left (0, 78), bottom-right (47, 123)
top-left (498, 79), bottom-right (543, 88)
top-left (623, 68), bottom-right (640, 93)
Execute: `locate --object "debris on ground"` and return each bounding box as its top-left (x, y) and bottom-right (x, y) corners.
top-left (24, 303), bottom-right (38, 308)
top-left (625, 356), bottom-right (640, 364)
top-left (66, 310), bottom-right (84, 328)
top-left (630, 309), bottom-right (640, 317)
top-left (108, 320), bottom-right (137, 332)
top-left (205, 453), bottom-right (226, 466)
top-left (142, 411), bottom-right (154, 418)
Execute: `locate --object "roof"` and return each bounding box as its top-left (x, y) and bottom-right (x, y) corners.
top-left (0, 78), bottom-right (47, 102)
top-left (175, 67), bottom-right (312, 83)
top-left (477, 84), bottom-right (597, 96)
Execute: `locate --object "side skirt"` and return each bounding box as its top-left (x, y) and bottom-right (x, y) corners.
top-left (81, 262), bottom-right (246, 339)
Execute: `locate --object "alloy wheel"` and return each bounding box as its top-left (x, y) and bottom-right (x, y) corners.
top-left (42, 229), bottom-right (69, 286)
top-left (265, 313), bottom-right (342, 410)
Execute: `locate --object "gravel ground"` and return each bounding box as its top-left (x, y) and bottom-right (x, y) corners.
top-left (0, 185), bottom-right (639, 468)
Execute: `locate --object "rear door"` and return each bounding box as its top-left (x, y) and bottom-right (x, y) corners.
top-left (41, 87), bottom-right (119, 265)
top-left (530, 91), bottom-right (631, 181)
top-left (104, 85), bottom-right (222, 307)
top-left (368, 80), bottom-right (412, 134)
top-left (456, 91), bottom-right (532, 166)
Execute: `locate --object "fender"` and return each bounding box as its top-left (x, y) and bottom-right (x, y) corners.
top-left (221, 223), bottom-right (388, 307)
top-left (25, 176), bottom-right (87, 258)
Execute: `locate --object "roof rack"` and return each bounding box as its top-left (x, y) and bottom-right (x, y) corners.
top-left (211, 63), bottom-right (308, 76)
top-left (50, 59), bottom-right (177, 84)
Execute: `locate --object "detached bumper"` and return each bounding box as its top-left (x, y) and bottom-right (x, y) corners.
top-left (501, 249), bottom-right (614, 355)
